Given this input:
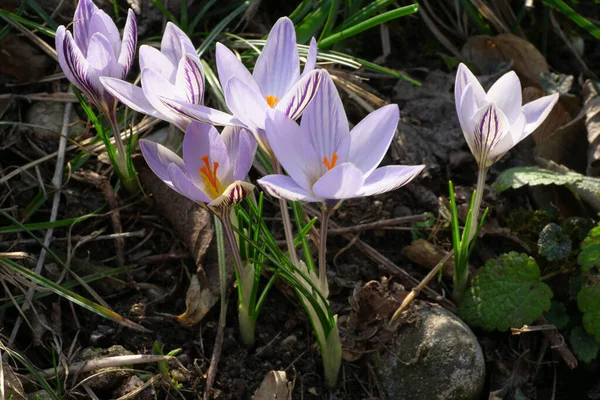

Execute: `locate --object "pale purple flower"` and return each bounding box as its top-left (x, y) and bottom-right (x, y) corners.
top-left (101, 23), bottom-right (204, 132)
top-left (455, 63), bottom-right (559, 167)
top-left (55, 0), bottom-right (136, 116)
top-left (139, 122), bottom-right (256, 215)
top-left (160, 17), bottom-right (323, 152)
top-left (257, 73), bottom-right (425, 203)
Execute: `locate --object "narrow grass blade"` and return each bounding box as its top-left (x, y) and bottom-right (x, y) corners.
top-left (196, 1), bottom-right (250, 57)
top-left (0, 215), bottom-right (94, 234)
top-left (0, 9), bottom-right (55, 38)
top-left (296, 0), bottom-right (332, 44)
top-left (334, 0), bottom-right (395, 32)
top-left (543, 0), bottom-right (600, 39)
top-left (318, 0), bottom-right (340, 42)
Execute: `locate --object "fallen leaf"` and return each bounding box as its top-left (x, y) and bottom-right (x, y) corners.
top-left (0, 34), bottom-right (52, 82)
top-left (252, 371), bottom-right (293, 400)
top-left (1, 359), bottom-right (26, 400)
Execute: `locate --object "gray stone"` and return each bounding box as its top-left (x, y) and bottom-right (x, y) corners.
top-left (375, 303), bottom-right (485, 400)
top-left (20, 101), bottom-right (86, 140)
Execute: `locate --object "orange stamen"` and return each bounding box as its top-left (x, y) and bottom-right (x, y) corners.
top-left (266, 95), bottom-right (279, 108)
top-left (323, 153), bottom-right (338, 170)
top-left (199, 155), bottom-right (221, 197)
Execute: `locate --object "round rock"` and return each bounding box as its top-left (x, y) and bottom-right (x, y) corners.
top-left (375, 302), bottom-right (485, 400)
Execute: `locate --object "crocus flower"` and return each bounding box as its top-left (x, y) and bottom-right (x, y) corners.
top-left (455, 63), bottom-right (559, 168)
top-left (101, 23), bottom-right (204, 132)
top-left (55, 0), bottom-right (136, 117)
top-left (257, 72), bottom-right (425, 203)
top-left (160, 17), bottom-right (323, 153)
top-left (139, 122), bottom-right (256, 216)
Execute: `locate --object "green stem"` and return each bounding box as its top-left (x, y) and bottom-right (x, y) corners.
top-left (468, 167), bottom-right (488, 244)
top-left (319, 208), bottom-right (331, 291)
top-left (219, 212), bottom-right (247, 289)
top-left (108, 113), bottom-right (138, 193)
top-left (273, 160), bottom-right (299, 266)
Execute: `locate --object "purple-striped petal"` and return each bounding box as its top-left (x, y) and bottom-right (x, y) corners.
top-left (139, 45), bottom-right (176, 82)
top-left (160, 98), bottom-right (245, 127)
top-left (101, 77), bottom-right (161, 118)
top-left (88, 10), bottom-right (121, 58)
top-left (208, 181), bottom-right (255, 216)
top-left (73, 0), bottom-right (98, 52)
top-left (522, 93), bottom-right (559, 136)
top-left (265, 111), bottom-right (321, 192)
top-left (216, 43), bottom-right (261, 94)
top-left (224, 77), bottom-right (269, 130)
top-left (117, 9), bottom-right (137, 77)
top-left (356, 165), bottom-right (424, 197)
top-left (300, 37), bottom-right (317, 79)
top-left (59, 29), bottom-right (100, 105)
top-left (183, 122), bottom-right (230, 188)
top-left (300, 71), bottom-right (349, 171)
top-left (258, 175), bottom-right (320, 202)
top-left (222, 126), bottom-right (257, 182)
top-left (485, 71), bottom-right (522, 123)
top-left (312, 162), bottom-right (365, 200)
top-left (175, 54), bottom-right (205, 105)
top-left (471, 103), bottom-right (511, 166)
top-left (167, 163), bottom-right (212, 203)
top-left (275, 69), bottom-right (324, 120)
top-left (455, 63), bottom-right (486, 111)
top-left (141, 67), bottom-right (185, 127)
top-left (253, 17), bottom-right (300, 98)
top-left (139, 138), bottom-right (184, 183)
top-left (345, 104), bottom-right (400, 177)
top-left (56, 26), bottom-right (83, 91)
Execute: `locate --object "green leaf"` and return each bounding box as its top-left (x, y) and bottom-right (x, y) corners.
top-left (578, 283), bottom-right (600, 341)
top-left (544, 301), bottom-right (570, 329)
top-left (459, 252), bottom-right (553, 331)
top-left (538, 223), bottom-right (571, 261)
top-left (540, 72), bottom-right (573, 95)
top-left (493, 167), bottom-right (600, 193)
top-left (570, 326), bottom-right (599, 363)
top-left (579, 224), bottom-right (600, 272)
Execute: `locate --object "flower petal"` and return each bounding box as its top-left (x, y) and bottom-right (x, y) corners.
top-left (253, 17), bottom-right (300, 98)
top-left (265, 110), bottom-right (321, 191)
top-left (522, 93), bottom-right (559, 136)
top-left (208, 181), bottom-right (255, 216)
top-left (101, 76), bottom-right (161, 118)
top-left (345, 104), bottom-right (400, 176)
top-left (455, 63), bottom-right (486, 110)
top-left (160, 97), bottom-right (245, 127)
top-left (356, 165), bottom-right (425, 197)
top-left (58, 29), bottom-right (99, 104)
top-left (275, 69), bottom-right (324, 121)
top-left (88, 10), bottom-right (121, 58)
top-left (216, 43), bottom-right (261, 94)
top-left (73, 0), bottom-right (98, 52)
top-left (222, 126), bottom-right (257, 182)
top-left (161, 22), bottom-right (196, 65)
top-left (139, 45), bottom-right (176, 82)
top-left (139, 138), bottom-right (184, 183)
top-left (87, 32), bottom-right (120, 78)
top-left (183, 122), bottom-right (230, 187)
top-left (258, 175), bottom-right (320, 202)
top-left (471, 103), bottom-right (511, 167)
top-left (175, 54), bottom-right (205, 105)
top-left (225, 77), bottom-right (269, 130)
top-left (300, 37), bottom-right (317, 79)
top-left (300, 71), bottom-right (349, 170)
top-left (459, 83), bottom-right (478, 156)
top-left (312, 162), bottom-right (365, 200)
top-left (167, 163), bottom-right (212, 203)
top-left (56, 26), bottom-right (83, 90)
top-left (485, 71), bottom-right (522, 123)
top-left (117, 9), bottom-right (137, 77)
top-left (141, 67), bottom-right (186, 128)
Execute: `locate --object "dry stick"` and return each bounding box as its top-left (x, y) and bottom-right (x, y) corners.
top-left (8, 94), bottom-right (73, 347)
top-left (32, 354), bottom-right (174, 378)
top-left (0, 229), bottom-right (146, 248)
top-left (327, 214), bottom-right (430, 236)
top-left (390, 250), bottom-right (454, 324)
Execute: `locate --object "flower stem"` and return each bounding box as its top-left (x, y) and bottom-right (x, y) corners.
top-left (273, 160), bottom-right (298, 266)
top-left (108, 113), bottom-right (138, 193)
top-left (467, 166), bottom-right (488, 244)
top-left (319, 207), bottom-right (331, 290)
top-left (219, 212), bottom-right (247, 289)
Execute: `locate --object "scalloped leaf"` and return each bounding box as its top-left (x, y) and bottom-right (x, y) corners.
top-left (493, 167), bottom-right (600, 193)
top-left (545, 301), bottom-right (569, 329)
top-left (570, 326), bottom-right (599, 363)
top-left (538, 223), bottom-right (571, 261)
top-left (578, 224), bottom-right (600, 272)
top-left (578, 283), bottom-right (600, 341)
top-left (459, 252), bottom-right (553, 331)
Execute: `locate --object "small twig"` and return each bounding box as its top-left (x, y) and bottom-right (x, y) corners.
top-left (0, 230), bottom-right (146, 248)
top-left (536, 316), bottom-right (578, 369)
top-left (327, 214), bottom-right (430, 236)
top-left (390, 250), bottom-right (454, 324)
top-left (33, 354), bottom-right (173, 378)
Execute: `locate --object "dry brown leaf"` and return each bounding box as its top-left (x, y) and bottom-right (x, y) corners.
top-left (137, 158), bottom-right (226, 326)
top-left (0, 34), bottom-right (52, 82)
top-left (252, 371), bottom-right (293, 400)
top-left (1, 359), bottom-right (26, 400)
top-left (583, 80), bottom-right (600, 176)
top-left (462, 33), bottom-right (549, 87)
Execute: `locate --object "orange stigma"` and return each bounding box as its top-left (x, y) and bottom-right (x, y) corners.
top-left (266, 95), bottom-right (279, 108)
top-left (199, 155), bottom-right (222, 198)
top-left (323, 153), bottom-right (338, 170)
